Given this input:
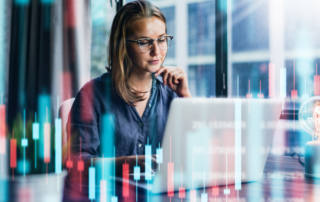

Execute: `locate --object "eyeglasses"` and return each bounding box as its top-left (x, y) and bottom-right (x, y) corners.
top-left (126, 35), bottom-right (173, 53)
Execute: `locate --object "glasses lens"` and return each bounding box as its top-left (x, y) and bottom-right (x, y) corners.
top-left (158, 36), bottom-right (172, 50)
top-left (139, 39), bottom-right (152, 52)
top-left (138, 37), bottom-right (172, 52)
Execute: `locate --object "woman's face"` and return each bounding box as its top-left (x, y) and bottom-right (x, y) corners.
top-left (126, 16), bottom-right (167, 75)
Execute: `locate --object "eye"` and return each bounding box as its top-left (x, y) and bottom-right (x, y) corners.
top-left (158, 37), bottom-right (167, 42)
top-left (139, 40), bottom-right (151, 45)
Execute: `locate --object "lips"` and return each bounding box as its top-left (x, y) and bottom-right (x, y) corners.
top-left (148, 60), bottom-right (159, 64)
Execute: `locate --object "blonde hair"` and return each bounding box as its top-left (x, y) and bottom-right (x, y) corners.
top-left (107, 0), bottom-right (167, 105)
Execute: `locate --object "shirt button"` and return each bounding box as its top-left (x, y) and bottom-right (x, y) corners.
top-left (139, 144), bottom-right (142, 148)
top-left (140, 122), bottom-right (143, 126)
top-left (154, 87), bottom-right (156, 90)
top-left (149, 104), bottom-right (151, 107)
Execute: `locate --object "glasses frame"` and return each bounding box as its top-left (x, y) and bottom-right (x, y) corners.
top-left (126, 35), bottom-right (174, 53)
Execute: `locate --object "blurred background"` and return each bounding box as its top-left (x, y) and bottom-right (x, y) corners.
top-left (0, 0), bottom-right (319, 200)
top-left (1, 0), bottom-right (318, 173)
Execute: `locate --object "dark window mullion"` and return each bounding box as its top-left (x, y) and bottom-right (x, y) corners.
top-left (215, 0), bottom-right (228, 97)
top-left (116, 0), bottom-right (123, 12)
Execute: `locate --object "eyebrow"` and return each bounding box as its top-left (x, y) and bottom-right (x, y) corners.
top-left (137, 33), bottom-right (166, 39)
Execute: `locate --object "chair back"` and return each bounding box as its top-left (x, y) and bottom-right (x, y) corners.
top-left (58, 98), bottom-right (75, 164)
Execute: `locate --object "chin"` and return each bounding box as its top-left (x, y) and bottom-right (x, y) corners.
top-left (147, 64), bottom-right (162, 73)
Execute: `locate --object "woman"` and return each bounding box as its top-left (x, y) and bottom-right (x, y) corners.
top-left (67, 0), bottom-right (191, 177)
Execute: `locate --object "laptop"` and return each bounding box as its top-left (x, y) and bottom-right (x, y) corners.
top-left (117, 98), bottom-right (283, 194)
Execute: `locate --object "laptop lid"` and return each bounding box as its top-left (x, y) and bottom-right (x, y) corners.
top-left (152, 98), bottom-right (283, 194)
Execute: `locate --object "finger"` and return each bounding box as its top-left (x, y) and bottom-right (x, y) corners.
top-left (156, 66), bottom-right (176, 76)
top-left (166, 68), bottom-right (180, 87)
top-left (162, 68), bottom-right (169, 85)
top-left (173, 74), bottom-right (180, 84)
top-left (167, 71), bottom-right (174, 87)
top-left (162, 67), bottom-right (176, 85)
top-left (154, 66), bottom-right (168, 77)
top-left (173, 72), bottom-right (185, 84)
top-left (168, 69), bottom-right (181, 87)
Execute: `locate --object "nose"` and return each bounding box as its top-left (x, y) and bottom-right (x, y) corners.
top-left (150, 40), bottom-right (160, 55)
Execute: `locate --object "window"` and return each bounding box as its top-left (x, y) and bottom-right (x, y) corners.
top-left (188, 1), bottom-right (215, 56)
top-left (160, 6), bottom-right (175, 59)
top-left (229, 0), bottom-right (320, 104)
top-left (283, 1), bottom-right (320, 106)
top-left (228, 0), bottom-right (320, 155)
top-left (90, 0), bottom-right (117, 79)
top-left (229, 0), bottom-right (269, 98)
top-left (188, 1), bottom-right (216, 97)
top-left (189, 64), bottom-right (215, 97)
top-left (151, 0), bottom-right (216, 97)
top-left (232, 62), bottom-right (268, 97)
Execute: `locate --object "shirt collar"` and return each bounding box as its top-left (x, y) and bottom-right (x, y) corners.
top-left (154, 75), bottom-right (163, 84)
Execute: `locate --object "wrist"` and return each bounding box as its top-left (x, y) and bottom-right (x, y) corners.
top-left (178, 91), bottom-right (192, 98)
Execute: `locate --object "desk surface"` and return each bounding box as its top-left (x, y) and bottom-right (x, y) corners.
top-left (63, 155), bottom-right (320, 202)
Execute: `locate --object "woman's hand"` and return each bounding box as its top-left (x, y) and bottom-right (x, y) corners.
top-left (154, 66), bottom-right (191, 98)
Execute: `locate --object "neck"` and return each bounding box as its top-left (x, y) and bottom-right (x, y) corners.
top-left (129, 69), bottom-right (153, 92)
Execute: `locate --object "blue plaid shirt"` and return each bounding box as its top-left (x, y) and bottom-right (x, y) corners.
top-left (67, 72), bottom-right (178, 166)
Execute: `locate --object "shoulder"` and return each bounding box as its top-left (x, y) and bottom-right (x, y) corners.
top-left (72, 72), bottom-right (115, 109)
top-left (71, 72), bottom-right (114, 116)
top-left (79, 72), bottom-right (112, 95)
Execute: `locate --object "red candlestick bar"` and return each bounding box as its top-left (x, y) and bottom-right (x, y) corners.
top-left (66, 102), bottom-right (73, 170)
top-left (66, 160), bottom-right (73, 169)
top-left (291, 61), bottom-right (298, 99)
top-left (179, 166), bottom-right (185, 200)
top-left (178, 187), bottom-right (185, 199)
top-left (292, 61), bottom-right (297, 131)
top-left (66, 130), bottom-right (73, 169)
top-left (0, 103), bottom-right (5, 175)
top-left (167, 135), bottom-right (174, 198)
top-left (0, 105), bottom-right (5, 154)
top-left (122, 162), bottom-right (129, 198)
top-left (315, 76), bottom-right (320, 96)
top-left (10, 139), bottom-right (17, 168)
top-left (78, 138), bottom-right (84, 191)
top-left (167, 162), bottom-right (174, 197)
top-left (10, 131), bottom-right (17, 180)
top-left (78, 160), bottom-right (84, 191)
top-left (212, 186), bottom-right (219, 196)
top-left (78, 160), bottom-right (84, 172)
top-left (0, 105), bottom-right (4, 174)
top-left (291, 90), bottom-right (298, 99)
top-left (44, 123), bottom-right (51, 163)
top-left (269, 62), bottom-right (275, 98)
